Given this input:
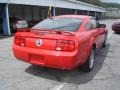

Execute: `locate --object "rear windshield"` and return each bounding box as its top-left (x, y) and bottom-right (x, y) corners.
top-left (32, 17), bottom-right (83, 32)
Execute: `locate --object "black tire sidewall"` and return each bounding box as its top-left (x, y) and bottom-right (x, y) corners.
top-left (82, 47), bottom-right (95, 72)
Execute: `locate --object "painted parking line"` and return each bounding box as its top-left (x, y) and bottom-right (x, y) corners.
top-left (51, 83), bottom-right (66, 90)
top-left (50, 71), bottom-right (75, 90)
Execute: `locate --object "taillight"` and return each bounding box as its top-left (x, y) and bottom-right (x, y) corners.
top-left (56, 40), bottom-right (75, 52)
top-left (14, 36), bottom-right (25, 47)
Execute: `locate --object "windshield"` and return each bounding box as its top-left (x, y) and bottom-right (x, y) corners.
top-left (32, 17), bottom-right (83, 32)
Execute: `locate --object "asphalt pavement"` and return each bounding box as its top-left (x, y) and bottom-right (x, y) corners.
top-left (0, 19), bottom-right (120, 90)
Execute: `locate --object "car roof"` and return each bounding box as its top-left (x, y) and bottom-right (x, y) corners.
top-left (53, 15), bottom-right (92, 20)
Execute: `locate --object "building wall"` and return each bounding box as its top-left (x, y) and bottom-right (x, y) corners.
top-left (24, 6), bottom-right (32, 20)
top-left (55, 8), bottom-right (75, 15)
top-left (9, 5), bottom-right (23, 19)
top-left (0, 0), bottom-right (106, 12)
top-left (77, 10), bottom-right (88, 15)
top-left (0, 0), bottom-right (106, 35)
top-left (9, 5), bottom-right (102, 22)
top-left (9, 5), bottom-right (48, 21)
top-left (10, 5), bottom-right (100, 22)
top-left (106, 8), bottom-right (120, 18)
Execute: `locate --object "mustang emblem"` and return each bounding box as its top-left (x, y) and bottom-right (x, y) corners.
top-left (36, 39), bottom-right (42, 47)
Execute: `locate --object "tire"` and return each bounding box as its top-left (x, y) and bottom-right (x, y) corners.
top-left (115, 31), bottom-right (120, 34)
top-left (102, 36), bottom-right (107, 48)
top-left (82, 47), bottom-right (95, 72)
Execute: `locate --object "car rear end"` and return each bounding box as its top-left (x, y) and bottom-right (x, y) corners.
top-left (12, 16), bottom-right (84, 70)
top-left (13, 32), bottom-right (79, 70)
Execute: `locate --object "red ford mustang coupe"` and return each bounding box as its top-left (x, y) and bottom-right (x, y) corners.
top-left (12, 15), bottom-right (107, 72)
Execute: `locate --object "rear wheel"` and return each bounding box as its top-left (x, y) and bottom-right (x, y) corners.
top-left (102, 36), bottom-right (107, 47)
top-left (115, 31), bottom-right (120, 34)
top-left (102, 37), bottom-right (107, 47)
top-left (82, 47), bottom-right (95, 72)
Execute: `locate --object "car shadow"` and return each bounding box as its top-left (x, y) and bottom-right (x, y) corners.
top-left (0, 34), bottom-right (12, 40)
top-left (25, 43), bottom-right (111, 84)
top-left (114, 32), bottom-right (120, 35)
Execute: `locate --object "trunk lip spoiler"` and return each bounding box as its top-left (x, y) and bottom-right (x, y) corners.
top-left (30, 29), bottom-right (75, 36)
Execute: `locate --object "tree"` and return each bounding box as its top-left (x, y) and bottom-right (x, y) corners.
top-left (77, 0), bottom-right (120, 8)
top-left (101, 2), bottom-right (120, 8)
top-left (77, 0), bottom-right (101, 6)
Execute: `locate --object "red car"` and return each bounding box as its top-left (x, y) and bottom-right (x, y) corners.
top-left (112, 20), bottom-right (120, 33)
top-left (12, 15), bottom-right (107, 72)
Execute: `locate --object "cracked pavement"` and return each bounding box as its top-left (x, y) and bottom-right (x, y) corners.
top-left (0, 19), bottom-right (120, 90)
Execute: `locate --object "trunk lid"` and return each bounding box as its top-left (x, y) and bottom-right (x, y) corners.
top-left (16, 29), bottom-right (76, 51)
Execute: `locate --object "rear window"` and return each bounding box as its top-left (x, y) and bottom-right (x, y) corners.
top-left (32, 17), bottom-right (83, 32)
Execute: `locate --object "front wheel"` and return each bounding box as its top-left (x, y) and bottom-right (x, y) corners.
top-left (82, 48), bottom-right (95, 72)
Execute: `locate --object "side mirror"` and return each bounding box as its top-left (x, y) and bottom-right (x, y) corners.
top-left (98, 24), bottom-right (106, 28)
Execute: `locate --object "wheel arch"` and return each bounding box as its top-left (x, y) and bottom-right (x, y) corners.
top-left (86, 38), bottom-right (96, 60)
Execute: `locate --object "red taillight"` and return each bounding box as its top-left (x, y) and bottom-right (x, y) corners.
top-left (14, 36), bottom-right (25, 47)
top-left (56, 40), bottom-right (75, 52)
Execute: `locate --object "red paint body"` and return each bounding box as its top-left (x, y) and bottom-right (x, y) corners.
top-left (12, 15), bottom-right (108, 70)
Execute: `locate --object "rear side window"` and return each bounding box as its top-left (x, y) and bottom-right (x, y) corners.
top-left (32, 17), bottom-right (83, 32)
top-left (85, 22), bottom-right (92, 30)
top-left (91, 19), bottom-right (97, 29)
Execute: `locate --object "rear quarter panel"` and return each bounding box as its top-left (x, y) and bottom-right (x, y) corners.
top-left (75, 18), bottom-right (98, 65)
top-left (75, 31), bottom-right (92, 65)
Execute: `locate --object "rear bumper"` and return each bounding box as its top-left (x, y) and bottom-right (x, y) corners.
top-left (13, 45), bottom-right (79, 70)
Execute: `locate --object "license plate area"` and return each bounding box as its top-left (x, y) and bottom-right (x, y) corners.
top-left (29, 54), bottom-right (45, 64)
